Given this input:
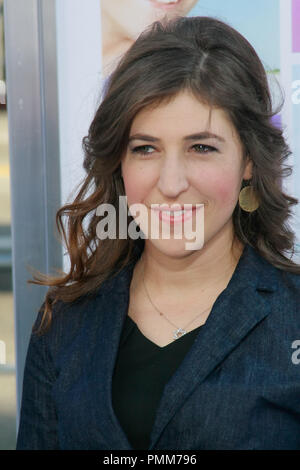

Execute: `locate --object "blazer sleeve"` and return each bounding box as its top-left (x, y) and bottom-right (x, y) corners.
top-left (16, 306), bottom-right (59, 450)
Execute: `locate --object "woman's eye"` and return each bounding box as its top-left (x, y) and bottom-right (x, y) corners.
top-left (129, 143), bottom-right (217, 157)
top-left (192, 144), bottom-right (217, 153)
top-left (130, 145), bottom-right (155, 156)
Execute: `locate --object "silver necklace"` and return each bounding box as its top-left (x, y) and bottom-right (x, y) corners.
top-left (141, 256), bottom-right (213, 341)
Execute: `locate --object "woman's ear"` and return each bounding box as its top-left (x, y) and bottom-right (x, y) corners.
top-left (242, 156), bottom-right (253, 180)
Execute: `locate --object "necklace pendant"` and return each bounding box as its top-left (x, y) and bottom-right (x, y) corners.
top-left (173, 328), bottom-right (187, 340)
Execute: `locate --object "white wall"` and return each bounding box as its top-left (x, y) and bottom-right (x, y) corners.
top-left (55, 0), bottom-right (103, 270)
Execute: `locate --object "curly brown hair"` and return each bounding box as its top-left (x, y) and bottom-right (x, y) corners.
top-left (28, 16), bottom-right (300, 334)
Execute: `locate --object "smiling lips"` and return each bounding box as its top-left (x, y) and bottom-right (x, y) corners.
top-left (150, 205), bottom-right (202, 224)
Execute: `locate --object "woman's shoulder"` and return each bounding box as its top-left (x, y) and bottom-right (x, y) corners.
top-left (32, 288), bottom-right (108, 356)
top-left (33, 259), bottom-right (135, 344)
top-left (279, 266), bottom-right (300, 295)
top-left (270, 264), bottom-right (300, 331)
top-left (242, 245), bottom-right (300, 327)
top-left (249, 244), bottom-right (300, 292)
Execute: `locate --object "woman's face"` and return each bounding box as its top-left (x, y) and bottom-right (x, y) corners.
top-left (121, 89), bottom-right (253, 256)
top-left (101, 0), bottom-right (198, 39)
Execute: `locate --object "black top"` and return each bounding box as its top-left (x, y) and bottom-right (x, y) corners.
top-left (112, 314), bottom-right (203, 450)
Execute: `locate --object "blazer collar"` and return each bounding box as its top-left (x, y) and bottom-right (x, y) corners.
top-left (94, 242), bottom-right (280, 450)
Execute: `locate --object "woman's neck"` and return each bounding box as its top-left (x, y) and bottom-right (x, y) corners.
top-left (132, 228), bottom-right (245, 303)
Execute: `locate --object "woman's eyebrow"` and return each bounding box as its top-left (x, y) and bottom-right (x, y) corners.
top-left (128, 132), bottom-right (226, 143)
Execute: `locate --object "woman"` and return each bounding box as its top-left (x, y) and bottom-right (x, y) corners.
top-left (17, 16), bottom-right (300, 450)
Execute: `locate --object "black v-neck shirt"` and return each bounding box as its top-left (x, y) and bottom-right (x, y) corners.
top-left (112, 314), bottom-right (203, 450)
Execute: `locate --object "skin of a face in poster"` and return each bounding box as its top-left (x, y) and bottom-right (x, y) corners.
top-left (101, 0), bottom-right (198, 76)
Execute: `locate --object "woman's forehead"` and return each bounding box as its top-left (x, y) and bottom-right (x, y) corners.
top-left (129, 91), bottom-right (238, 140)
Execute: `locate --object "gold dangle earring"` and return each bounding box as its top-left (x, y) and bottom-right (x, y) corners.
top-left (238, 181), bottom-right (260, 212)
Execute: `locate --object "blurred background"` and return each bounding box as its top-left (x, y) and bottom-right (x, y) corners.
top-left (0, 0), bottom-right (15, 451)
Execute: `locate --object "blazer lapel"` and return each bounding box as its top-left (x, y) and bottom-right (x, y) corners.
top-left (89, 252), bottom-right (142, 449)
top-left (90, 243), bottom-right (280, 450)
top-left (148, 244), bottom-right (280, 449)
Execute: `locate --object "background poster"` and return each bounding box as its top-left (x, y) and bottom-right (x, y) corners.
top-left (101, 1), bottom-right (280, 92)
top-left (101, 0), bottom-right (198, 77)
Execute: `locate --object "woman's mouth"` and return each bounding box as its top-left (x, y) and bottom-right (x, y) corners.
top-left (151, 205), bottom-right (203, 224)
top-left (149, 0), bottom-right (182, 10)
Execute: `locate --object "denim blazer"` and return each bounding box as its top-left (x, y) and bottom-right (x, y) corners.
top-left (16, 243), bottom-right (300, 450)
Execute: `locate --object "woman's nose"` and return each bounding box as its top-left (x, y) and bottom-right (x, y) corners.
top-left (156, 157), bottom-right (189, 197)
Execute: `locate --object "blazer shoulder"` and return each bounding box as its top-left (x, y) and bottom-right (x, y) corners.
top-left (275, 269), bottom-right (300, 327)
top-left (280, 268), bottom-right (300, 297)
top-left (35, 257), bottom-right (133, 336)
top-left (32, 286), bottom-right (108, 358)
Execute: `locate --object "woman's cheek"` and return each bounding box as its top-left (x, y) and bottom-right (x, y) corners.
top-left (199, 171), bottom-right (239, 208)
top-left (123, 172), bottom-right (148, 208)
top-left (215, 178), bottom-right (241, 208)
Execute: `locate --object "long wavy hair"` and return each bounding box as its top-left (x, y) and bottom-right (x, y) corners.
top-left (29, 16), bottom-right (300, 334)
